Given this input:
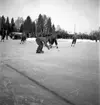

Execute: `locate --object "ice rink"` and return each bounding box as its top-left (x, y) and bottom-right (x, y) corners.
top-left (0, 38), bottom-right (99, 105)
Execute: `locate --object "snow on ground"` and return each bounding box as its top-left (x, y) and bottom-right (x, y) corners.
top-left (27, 38), bottom-right (36, 41)
top-left (0, 38), bottom-right (99, 105)
top-left (26, 37), bottom-right (98, 43)
top-left (58, 39), bottom-right (97, 42)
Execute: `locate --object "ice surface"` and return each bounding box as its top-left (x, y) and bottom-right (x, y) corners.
top-left (0, 38), bottom-right (99, 105)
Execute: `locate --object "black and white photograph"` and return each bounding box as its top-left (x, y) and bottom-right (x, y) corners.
top-left (0, 0), bottom-right (99, 105)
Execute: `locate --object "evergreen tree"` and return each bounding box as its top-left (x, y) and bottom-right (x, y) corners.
top-left (5, 17), bottom-right (10, 31)
top-left (0, 17), bottom-right (2, 31)
top-left (23, 16), bottom-right (32, 33)
top-left (52, 24), bottom-right (55, 33)
top-left (37, 14), bottom-right (44, 35)
top-left (32, 21), bottom-right (35, 34)
top-left (20, 24), bottom-right (23, 32)
top-left (11, 18), bottom-right (15, 25)
top-left (1, 15), bottom-right (6, 30)
top-left (46, 17), bottom-right (52, 34)
top-left (11, 18), bottom-right (15, 32)
top-left (42, 15), bottom-right (48, 34)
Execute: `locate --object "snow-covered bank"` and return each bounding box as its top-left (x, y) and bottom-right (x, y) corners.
top-left (58, 39), bottom-right (99, 42)
top-left (27, 38), bottom-right (36, 41)
top-left (27, 38), bottom-right (99, 43)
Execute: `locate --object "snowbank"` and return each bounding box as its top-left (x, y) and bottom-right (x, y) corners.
top-left (26, 38), bottom-right (98, 43)
top-left (58, 39), bottom-right (98, 43)
top-left (27, 38), bottom-right (36, 41)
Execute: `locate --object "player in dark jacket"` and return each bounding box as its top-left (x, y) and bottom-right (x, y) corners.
top-left (71, 34), bottom-right (77, 47)
top-left (48, 33), bottom-right (58, 49)
top-left (20, 32), bottom-right (27, 44)
top-left (36, 36), bottom-right (50, 53)
top-left (1, 29), bottom-right (6, 42)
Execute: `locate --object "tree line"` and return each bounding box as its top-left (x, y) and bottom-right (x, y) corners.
top-left (0, 16), bottom-right (16, 35)
top-left (0, 14), bottom-right (56, 37)
top-left (20, 14), bottom-right (56, 37)
top-left (0, 14), bottom-right (100, 41)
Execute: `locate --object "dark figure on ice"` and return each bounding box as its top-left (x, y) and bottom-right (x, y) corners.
top-left (5, 30), bottom-right (8, 40)
top-left (71, 34), bottom-right (77, 47)
top-left (20, 32), bottom-right (27, 44)
top-left (48, 33), bottom-right (58, 49)
top-left (36, 36), bottom-right (50, 53)
top-left (95, 39), bottom-right (97, 42)
top-left (1, 29), bottom-right (6, 42)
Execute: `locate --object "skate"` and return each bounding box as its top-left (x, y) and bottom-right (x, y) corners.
top-left (36, 50), bottom-right (44, 54)
top-left (36, 50), bottom-right (42, 54)
top-left (41, 51), bottom-right (44, 53)
top-left (56, 46), bottom-right (58, 49)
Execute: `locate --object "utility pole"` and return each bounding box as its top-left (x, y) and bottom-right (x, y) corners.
top-left (74, 24), bottom-right (76, 34)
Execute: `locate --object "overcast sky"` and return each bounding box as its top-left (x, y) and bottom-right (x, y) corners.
top-left (0, 0), bottom-right (99, 33)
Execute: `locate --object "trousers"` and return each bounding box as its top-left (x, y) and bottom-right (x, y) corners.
top-left (36, 38), bottom-right (43, 53)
